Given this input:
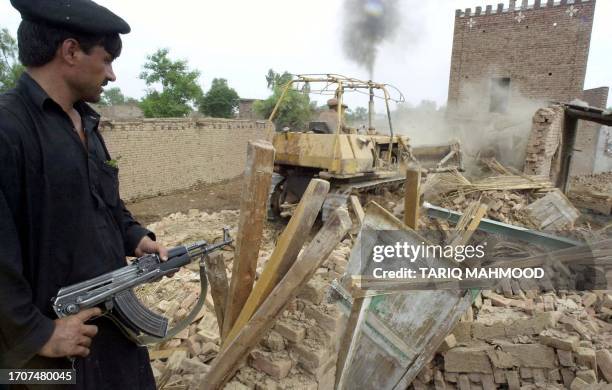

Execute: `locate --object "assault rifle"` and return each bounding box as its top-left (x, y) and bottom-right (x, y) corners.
top-left (52, 228), bottom-right (232, 345)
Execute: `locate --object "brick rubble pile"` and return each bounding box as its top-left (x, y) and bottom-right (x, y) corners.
top-left (135, 209), bottom-right (352, 390)
top-left (411, 289), bottom-right (612, 390)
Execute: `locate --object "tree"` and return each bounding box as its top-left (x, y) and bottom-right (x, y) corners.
top-left (0, 28), bottom-right (24, 93)
top-left (346, 106), bottom-right (368, 124)
top-left (100, 87), bottom-right (139, 106)
top-left (199, 78), bottom-right (239, 118)
top-left (139, 49), bottom-right (203, 118)
top-left (254, 69), bottom-right (313, 131)
top-left (265, 69), bottom-right (292, 90)
top-left (100, 87), bottom-right (125, 105)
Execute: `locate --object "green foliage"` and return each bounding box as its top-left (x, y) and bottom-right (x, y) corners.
top-left (265, 69), bottom-right (292, 90)
top-left (255, 69), bottom-right (313, 131)
top-left (346, 106), bottom-right (368, 124)
top-left (100, 87), bottom-right (139, 106)
top-left (100, 87), bottom-right (125, 105)
top-left (199, 78), bottom-right (239, 118)
top-left (139, 49), bottom-right (203, 118)
top-left (0, 28), bottom-right (24, 93)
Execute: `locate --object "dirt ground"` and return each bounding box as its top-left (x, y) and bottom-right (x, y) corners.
top-left (126, 176), bottom-right (244, 225)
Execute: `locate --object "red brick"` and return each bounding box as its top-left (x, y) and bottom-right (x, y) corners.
top-left (505, 371), bottom-right (520, 390)
top-left (297, 278), bottom-right (327, 305)
top-left (575, 347), bottom-right (597, 371)
top-left (597, 349), bottom-right (612, 382)
top-left (289, 339), bottom-right (329, 372)
top-left (539, 329), bottom-right (579, 351)
top-left (444, 346), bottom-right (494, 374)
top-left (558, 349), bottom-right (575, 367)
top-left (249, 349), bottom-right (292, 380)
top-left (501, 344), bottom-right (557, 369)
top-left (570, 377), bottom-right (591, 390)
top-left (458, 374), bottom-right (471, 390)
top-left (274, 318), bottom-right (306, 344)
top-left (575, 369), bottom-right (597, 384)
top-left (561, 368), bottom-right (575, 388)
top-left (303, 304), bottom-right (343, 335)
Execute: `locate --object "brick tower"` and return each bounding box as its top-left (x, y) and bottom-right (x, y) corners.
top-left (448, 0), bottom-right (597, 113)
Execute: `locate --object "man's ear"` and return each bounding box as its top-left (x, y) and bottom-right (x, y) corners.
top-left (59, 38), bottom-right (82, 66)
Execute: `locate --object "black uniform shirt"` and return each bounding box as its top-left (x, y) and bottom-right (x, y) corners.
top-left (0, 73), bottom-right (153, 368)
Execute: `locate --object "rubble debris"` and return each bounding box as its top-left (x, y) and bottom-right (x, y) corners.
top-left (132, 149), bottom-right (610, 389)
top-left (410, 289), bottom-right (612, 389)
top-left (568, 172), bottom-right (612, 215)
top-left (524, 189), bottom-right (581, 230)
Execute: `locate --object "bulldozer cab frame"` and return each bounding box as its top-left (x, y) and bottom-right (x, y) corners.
top-left (268, 74), bottom-right (406, 171)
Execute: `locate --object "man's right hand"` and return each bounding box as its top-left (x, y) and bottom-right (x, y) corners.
top-left (38, 307), bottom-right (101, 358)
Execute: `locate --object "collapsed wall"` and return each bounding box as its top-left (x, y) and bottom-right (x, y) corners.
top-left (523, 105), bottom-right (564, 182)
top-left (99, 118), bottom-right (274, 201)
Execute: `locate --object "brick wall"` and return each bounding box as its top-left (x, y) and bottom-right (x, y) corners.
top-left (523, 105), bottom-right (564, 181)
top-left (92, 104), bottom-right (144, 120)
top-left (448, 0), bottom-right (596, 114)
top-left (99, 118), bottom-right (274, 201)
top-left (238, 99), bottom-right (263, 120)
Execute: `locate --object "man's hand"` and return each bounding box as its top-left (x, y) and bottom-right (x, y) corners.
top-left (38, 307), bottom-right (101, 358)
top-left (135, 236), bottom-right (175, 279)
top-left (134, 236), bottom-right (168, 260)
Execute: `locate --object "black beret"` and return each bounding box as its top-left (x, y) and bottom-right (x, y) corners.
top-left (10, 0), bottom-right (131, 35)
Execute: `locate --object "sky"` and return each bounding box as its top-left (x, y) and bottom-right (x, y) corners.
top-left (1, 0), bottom-right (610, 108)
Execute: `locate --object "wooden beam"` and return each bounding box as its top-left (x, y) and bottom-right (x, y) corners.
top-left (204, 252), bottom-right (230, 333)
top-left (221, 179), bottom-right (330, 348)
top-left (335, 296), bottom-right (366, 389)
top-left (349, 195), bottom-right (365, 226)
top-left (222, 140), bottom-right (275, 339)
top-left (449, 203), bottom-right (488, 247)
top-left (203, 208), bottom-right (352, 389)
top-left (403, 168), bottom-right (421, 229)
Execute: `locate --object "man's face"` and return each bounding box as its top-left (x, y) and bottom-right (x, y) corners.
top-left (69, 45), bottom-right (116, 103)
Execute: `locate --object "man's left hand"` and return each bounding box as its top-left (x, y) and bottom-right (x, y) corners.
top-left (134, 236), bottom-right (168, 260)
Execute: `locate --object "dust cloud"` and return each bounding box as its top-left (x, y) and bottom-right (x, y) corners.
top-left (371, 82), bottom-right (546, 175)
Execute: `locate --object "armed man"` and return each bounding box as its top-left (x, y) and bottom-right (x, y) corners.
top-left (0, 0), bottom-right (168, 388)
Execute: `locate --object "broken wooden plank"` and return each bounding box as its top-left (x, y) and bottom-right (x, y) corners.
top-left (222, 178), bottom-right (330, 348)
top-left (403, 168), bottom-right (421, 229)
top-left (350, 195), bottom-right (365, 226)
top-left (203, 208), bottom-right (352, 389)
top-left (335, 295), bottom-right (367, 389)
top-left (449, 202), bottom-right (488, 247)
top-left (525, 189), bottom-right (580, 230)
top-left (222, 140), bottom-right (275, 339)
top-left (205, 252), bottom-right (230, 333)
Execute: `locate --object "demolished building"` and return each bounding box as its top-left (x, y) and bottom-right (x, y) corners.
top-left (447, 0), bottom-right (610, 175)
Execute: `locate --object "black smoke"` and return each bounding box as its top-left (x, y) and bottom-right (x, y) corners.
top-left (342, 0), bottom-right (401, 78)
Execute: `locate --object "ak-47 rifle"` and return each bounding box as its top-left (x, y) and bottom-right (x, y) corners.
top-left (52, 228), bottom-right (232, 345)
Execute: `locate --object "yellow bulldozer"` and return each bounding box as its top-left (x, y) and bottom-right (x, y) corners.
top-left (267, 74), bottom-right (461, 219)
